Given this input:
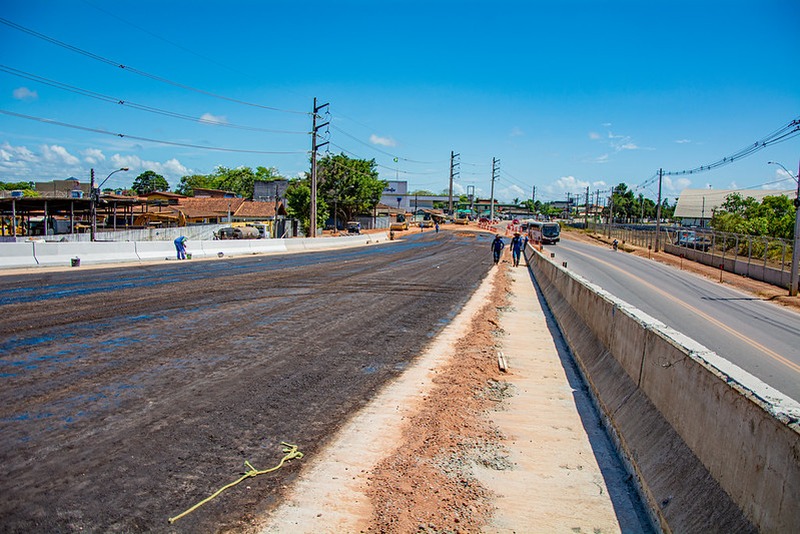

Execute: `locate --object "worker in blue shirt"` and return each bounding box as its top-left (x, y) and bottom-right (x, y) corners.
top-left (174, 235), bottom-right (188, 260)
top-left (510, 232), bottom-right (524, 267)
top-left (491, 234), bottom-right (505, 264)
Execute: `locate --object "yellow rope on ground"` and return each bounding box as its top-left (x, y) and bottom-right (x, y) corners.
top-left (168, 442), bottom-right (303, 524)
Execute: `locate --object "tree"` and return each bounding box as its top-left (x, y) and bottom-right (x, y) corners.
top-left (285, 176), bottom-right (328, 236)
top-left (316, 153), bottom-right (386, 224)
top-left (131, 170), bottom-right (169, 195)
top-left (175, 174), bottom-right (215, 196)
top-left (712, 193), bottom-right (794, 239)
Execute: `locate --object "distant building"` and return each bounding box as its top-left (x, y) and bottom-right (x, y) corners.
top-left (381, 180), bottom-right (409, 210)
top-left (192, 187), bottom-right (238, 199)
top-left (34, 179), bottom-right (90, 198)
top-left (674, 189), bottom-right (794, 227)
top-left (253, 179), bottom-right (289, 202)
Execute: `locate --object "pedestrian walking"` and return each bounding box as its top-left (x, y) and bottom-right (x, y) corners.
top-left (174, 235), bottom-right (188, 260)
top-left (510, 232), bottom-right (524, 267)
top-left (491, 234), bottom-right (505, 264)
top-left (435, 222), bottom-right (439, 233)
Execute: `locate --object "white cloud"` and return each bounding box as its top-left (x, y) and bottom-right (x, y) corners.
top-left (13, 87), bottom-right (38, 101)
top-left (509, 127), bottom-right (524, 137)
top-left (664, 176), bottom-right (691, 192)
top-left (41, 144), bottom-right (80, 165)
top-left (675, 139), bottom-right (692, 144)
top-left (618, 142), bottom-right (639, 151)
top-left (109, 154), bottom-right (188, 184)
top-left (589, 132), bottom-right (602, 140)
top-left (594, 154), bottom-right (609, 163)
top-left (200, 112), bottom-right (228, 124)
top-left (81, 148), bottom-right (106, 165)
top-left (1, 141), bottom-right (37, 163)
top-left (497, 184), bottom-right (526, 203)
top-left (370, 134), bottom-right (396, 147)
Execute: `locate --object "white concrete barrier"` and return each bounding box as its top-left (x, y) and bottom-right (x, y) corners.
top-left (135, 241), bottom-right (180, 262)
top-left (0, 242), bottom-right (38, 268)
top-left (1, 233), bottom-right (386, 270)
top-left (527, 247), bottom-right (800, 533)
top-left (198, 239), bottom-right (287, 258)
top-left (33, 241), bottom-right (138, 267)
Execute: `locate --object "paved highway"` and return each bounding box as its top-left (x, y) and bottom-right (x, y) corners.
top-left (543, 238), bottom-right (800, 401)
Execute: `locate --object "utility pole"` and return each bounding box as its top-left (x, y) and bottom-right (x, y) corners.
top-left (655, 168), bottom-right (663, 252)
top-left (595, 189), bottom-right (600, 232)
top-left (90, 168), bottom-right (96, 242)
top-left (584, 186), bottom-right (589, 230)
top-left (490, 157), bottom-right (499, 221)
top-left (531, 185), bottom-right (536, 215)
top-left (791, 160), bottom-right (800, 296)
top-left (310, 97), bottom-right (329, 238)
top-left (448, 151), bottom-right (460, 215)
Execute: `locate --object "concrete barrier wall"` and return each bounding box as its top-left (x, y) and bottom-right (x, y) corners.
top-left (0, 242), bottom-right (38, 268)
top-left (528, 246), bottom-right (800, 533)
top-left (664, 243), bottom-right (793, 289)
top-left (33, 241), bottom-right (139, 267)
top-left (1, 232), bottom-right (389, 269)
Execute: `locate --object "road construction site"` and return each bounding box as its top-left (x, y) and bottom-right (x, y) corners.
top-left (1, 226), bottom-right (796, 533)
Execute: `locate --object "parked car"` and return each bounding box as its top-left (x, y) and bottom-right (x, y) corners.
top-left (675, 230), bottom-right (710, 251)
top-left (346, 221), bottom-right (361, 234)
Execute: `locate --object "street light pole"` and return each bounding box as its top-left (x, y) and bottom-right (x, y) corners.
top-left (768, 161), bottom-right (800, 296)
top-left (91, 167), bottom-right (129, 241)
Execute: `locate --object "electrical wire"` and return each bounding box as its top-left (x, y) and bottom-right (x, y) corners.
top-left (0, 109), bottom-right (308, 155)
top-left (0, 65), bottom-right (308, 135)
top-left (664, 118), bottom-right (800, 176)
top-left (0, 17), bottom-right (307, 115)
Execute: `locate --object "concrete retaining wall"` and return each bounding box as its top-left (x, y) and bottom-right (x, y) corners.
top-left (33, 241), bottom-right (139, 267)
top-left (0, 242), bottom-right (38, 268)
top-left (0, 232), bottom-right (390, 270)
top-left (664, 243), bottom-right (795, 289)
top-left (527, 246), bottom-right (800, 533)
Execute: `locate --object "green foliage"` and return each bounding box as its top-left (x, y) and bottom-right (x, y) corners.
top-left (285, 176), bottom-right (328, 236)
top-left (0, 181), bottom-right (39, 197)
top-left (316, 153), bottom-right (386, 223)
top-left (711, 193), bottom-right (794, 239)
top-left (176, 166), bottom-right (286, 198)
top-left (409, 189), bottom-right (435, 196)
top-left (131, 170), bottom-right (169, 195)
top-left (0, 181), bottom-right (34, 190)
top-left (175, 174), bottom-right (215, 196)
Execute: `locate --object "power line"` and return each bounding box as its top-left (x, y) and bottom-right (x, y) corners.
top-left (0, 16), bottom-right (307, 115)
top-left (664, 118), bottom-right (800, 176)
top-left (0, 109), bottom-right (308, 155)
top-left (0, 64), bottom-right (308, 135)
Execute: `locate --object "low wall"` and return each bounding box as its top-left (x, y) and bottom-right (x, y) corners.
top-left (527, 246), bottom-right (800, 533)
top-left (33, 241), bottom-right (139, 267)
top-left (0, 242), bottom-right (37, 268)
top-left (664, 243), bottom-right (795, 289)
top-left (0, 232), bottom-right (390, 270)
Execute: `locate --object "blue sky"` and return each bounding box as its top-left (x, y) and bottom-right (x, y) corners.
top-left (1, 0), bottom-right (798, 204)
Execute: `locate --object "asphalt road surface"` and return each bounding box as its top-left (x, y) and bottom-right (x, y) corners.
top-left (0, 231), bottom-right (495, 533)
top-left (546, 238), bottom-right (800, 401)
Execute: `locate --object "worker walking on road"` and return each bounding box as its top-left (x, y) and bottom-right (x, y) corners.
top-left (174, 235), bottom-right (188, 260)
top-left (510, 232), bottom-right (524, 267)
top-left (491, 234), bottom-right (505, 264)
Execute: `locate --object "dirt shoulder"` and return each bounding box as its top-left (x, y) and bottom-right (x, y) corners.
top-left (562, 227), bottom-right (800, 312)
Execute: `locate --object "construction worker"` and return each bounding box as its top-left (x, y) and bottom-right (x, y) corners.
top-left (174, 235), bottom-right (188, 260)
top-left (510, 232), bottom-right (524, 267)
top-left (491, 234), bottom-right (505, 264)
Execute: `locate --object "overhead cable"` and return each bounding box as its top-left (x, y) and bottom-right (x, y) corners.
top-left (0, 65), bottom-right (307, 134)
top-left (0, 109), bottom-right (308, 155)
top-left (664, 118), bottom-right (800, 176)
top-left (0, 17), bottom-right (307, 115)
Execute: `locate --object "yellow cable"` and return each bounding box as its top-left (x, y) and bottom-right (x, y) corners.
top-left (168, 442), bottom-right (303, 524)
